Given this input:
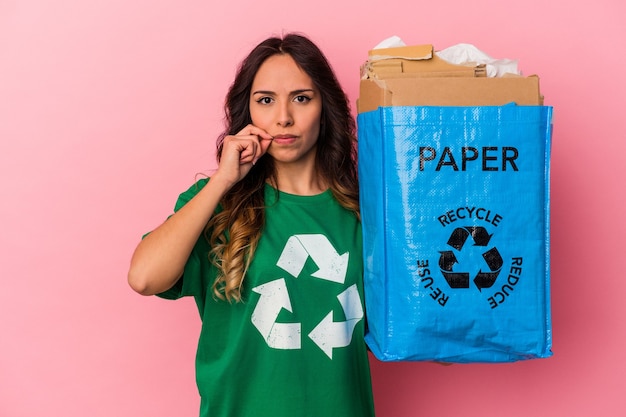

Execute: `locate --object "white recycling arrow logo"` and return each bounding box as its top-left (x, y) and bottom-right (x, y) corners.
top-left (308, 284), bottom-right (363, 359)
top-left (251, 278), bottom-right (301, 349)
top-left (277, 234), bottom-right (349, 284)
top-left (251, 234), bottom-right (363, 359)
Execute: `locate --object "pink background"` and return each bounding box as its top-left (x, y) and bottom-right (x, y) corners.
top-left (1, 0), bottom-right (625, 416)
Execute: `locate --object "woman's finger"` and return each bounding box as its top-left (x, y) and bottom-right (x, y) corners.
top-left (236, 124), bottom-right (273, 141)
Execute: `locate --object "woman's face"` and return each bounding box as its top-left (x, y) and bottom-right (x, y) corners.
top-left (249, 54), bottom-right (322, 167)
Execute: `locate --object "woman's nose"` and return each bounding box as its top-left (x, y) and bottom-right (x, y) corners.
top-left (276, 103), bottom-right (293, 127)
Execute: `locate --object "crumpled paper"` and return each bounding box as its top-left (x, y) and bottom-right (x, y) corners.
top-left (435, 43), bottom-right (519, 77)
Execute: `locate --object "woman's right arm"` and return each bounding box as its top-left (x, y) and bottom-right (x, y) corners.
top-left (127, 175), bottom-right (231, 296)
top-left (127, 125), bottom-right (273, 296)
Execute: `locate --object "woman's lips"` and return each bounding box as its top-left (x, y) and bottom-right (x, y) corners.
top-left (271, 134), bottom-right (297, 144)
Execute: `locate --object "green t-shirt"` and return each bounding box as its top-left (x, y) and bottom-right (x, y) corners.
top-left (158, 179), bottom-right (375, 417)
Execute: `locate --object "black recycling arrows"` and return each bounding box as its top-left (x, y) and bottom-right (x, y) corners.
top-left (439, 226), bottom-right (502, 291)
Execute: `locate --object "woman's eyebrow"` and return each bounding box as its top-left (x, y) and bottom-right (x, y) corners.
top-left (251, 88), bottom-right (316, 95)
top-left (251, 90), bottom-right (275, 95)
top-left (290, 89), bottom-right (316, 95)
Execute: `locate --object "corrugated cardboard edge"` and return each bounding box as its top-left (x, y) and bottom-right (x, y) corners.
top-left (357, 75), bottom-right (543, 113)
top-left (367, 44), bottom-right (433, 61)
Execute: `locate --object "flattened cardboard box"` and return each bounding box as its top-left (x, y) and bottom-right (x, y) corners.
top-left (357, 44), bottom-right (543, 112)
top-left (364, 43), bottom-right (486, 78)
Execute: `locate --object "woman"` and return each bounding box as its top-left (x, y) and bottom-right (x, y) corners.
top-left (128, 33), bottom-right (375, 417)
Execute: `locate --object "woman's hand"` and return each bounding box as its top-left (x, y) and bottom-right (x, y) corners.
top-left (213, 125), bottom-right (273, 187)
top-left (128, 125), bottom-right (273, 296)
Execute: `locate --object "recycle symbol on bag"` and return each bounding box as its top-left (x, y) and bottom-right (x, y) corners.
top-left (439, 226), bottom-right (503, 291)
top-left (250, 234), bottom-right (363, 359)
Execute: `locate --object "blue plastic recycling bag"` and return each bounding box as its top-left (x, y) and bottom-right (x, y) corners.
top-left (358, 105), bottom-right (553, 363)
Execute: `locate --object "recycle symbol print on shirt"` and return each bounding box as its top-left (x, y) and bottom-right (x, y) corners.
top-left (250, 234), bottom-right (364, 359)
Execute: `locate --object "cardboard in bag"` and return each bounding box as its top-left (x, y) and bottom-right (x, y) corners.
top-left (357, 44), bottom-right (543, 113)
top-left (365, 44), bottom-right (486, 78)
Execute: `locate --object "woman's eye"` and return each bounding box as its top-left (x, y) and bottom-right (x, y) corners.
top-left (257, 97), bottom-right (273, 104)
top-left (294, 95), bottom-right (311, 103)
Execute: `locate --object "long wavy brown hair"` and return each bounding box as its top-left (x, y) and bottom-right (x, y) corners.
top-left (208, 33), bottom-right (359, 302)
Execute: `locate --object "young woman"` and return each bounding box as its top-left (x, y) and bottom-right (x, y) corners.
top-left (128, 33), bottom-right (375, 417)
